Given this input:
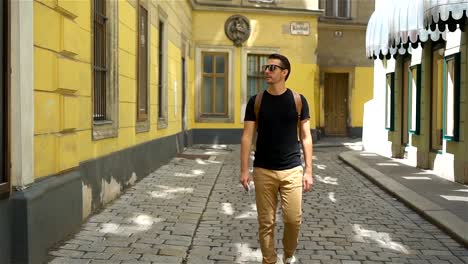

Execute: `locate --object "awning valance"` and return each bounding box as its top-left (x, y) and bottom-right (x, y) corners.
top-left (425, 0), bottom-right (468, 32)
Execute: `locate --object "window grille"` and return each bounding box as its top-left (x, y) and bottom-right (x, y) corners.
top-left (93, 0), bottom-right (107, 121)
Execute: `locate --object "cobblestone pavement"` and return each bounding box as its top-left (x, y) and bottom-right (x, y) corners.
top-left (48, 145), bottom-right (468, 264)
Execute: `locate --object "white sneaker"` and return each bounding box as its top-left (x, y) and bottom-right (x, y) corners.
top-left (283, 255), bottom-right (297, 264)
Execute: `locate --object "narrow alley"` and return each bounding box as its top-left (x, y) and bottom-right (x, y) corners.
top-left (48, 145), bottom-right (467, 264)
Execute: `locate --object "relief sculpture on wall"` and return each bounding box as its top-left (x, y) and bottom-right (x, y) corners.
top-left (224, 15), bottom-right (251, 47)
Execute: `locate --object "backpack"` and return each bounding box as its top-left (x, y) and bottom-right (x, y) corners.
top-left (253, 90), bottom-right (303, 140)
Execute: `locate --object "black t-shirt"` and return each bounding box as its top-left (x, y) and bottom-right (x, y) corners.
top-left (244, 89), bottom-right (310, 170)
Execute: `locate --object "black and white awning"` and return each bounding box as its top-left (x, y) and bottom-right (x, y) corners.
top-left (425, 0), bottom-right (468, 32)
top-left (366, 0), bottom-right (449, 60)
top-left (392, 0), bottom-right (443, 54)
top-left (365, 2), bottom-right (395, 59)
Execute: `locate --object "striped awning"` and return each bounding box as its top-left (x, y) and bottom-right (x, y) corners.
top-left (366, 0), bottom-right (445, 59)
top-left (392, 0), bottom-right (443, 53)
top-left (365, 2), bottom-right (395, 59)
top-left (425, 0), bottom-right (468, 32)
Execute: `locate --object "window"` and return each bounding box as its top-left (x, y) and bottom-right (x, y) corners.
top-left (385, 73), bottom-right (394, 131)
top-left (443, 53), bottom-right (460, 141)
top-left (201, 52), bottom-right (228, 116)
top-left (158, 20), bottom-right (166, 126)
top-left (93, 0), bottom-right (107, 121)
top-left (408, 64), bottom-right (421, 134)
top-left (137, 3), bottom-right (149, 122)
top-left (0, 0), bottom-right (9, 196)
top-left (247, 54), bottom-right (268, 98)
top-left (324, 0), bottom-right (351, 18)
top-left (157, 17), bottom-right (168, 128)
top-left (92, 0), bottom-right (118, 140)
top-left (195, 47), bottom-right (234, 123)
top-left (431, 47), bottom-right (444, 151)
top-left (241, 48), bottom-right (278, 122)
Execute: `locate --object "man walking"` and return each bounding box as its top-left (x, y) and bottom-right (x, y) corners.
top-left (240, 53), bottom-right (313, 264)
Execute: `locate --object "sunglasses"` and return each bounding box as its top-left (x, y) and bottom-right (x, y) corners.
top-left (261, 64), bottom-right (284, 72)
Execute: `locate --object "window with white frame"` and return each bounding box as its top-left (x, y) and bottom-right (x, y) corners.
top-left (408, 64), bottom-right (421, 134)
top-left (92, 0), bottom-right (119, 140)
top-left (196, 47), bottom-right (234, 123)
top-left (443, 53), bottom-right (460, 141)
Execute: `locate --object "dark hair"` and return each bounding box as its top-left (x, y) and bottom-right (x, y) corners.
top-left (268, 53), bottom-right (291, 80)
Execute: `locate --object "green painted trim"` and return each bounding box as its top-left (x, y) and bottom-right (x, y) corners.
top-left (385, 72), bottom-right (395, 131)
top-left (408, 64), bottom-right (421, 135)
top-left (442, 53), bottom-right (460, 141)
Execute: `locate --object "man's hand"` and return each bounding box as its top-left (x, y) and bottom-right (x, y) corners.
top-left (240, 171), bottom-right (251, 191)
top-left (303, 172), bottom-right (313, 192)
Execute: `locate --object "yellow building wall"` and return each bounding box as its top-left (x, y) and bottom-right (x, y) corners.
top-left (33, 0), bottom-right (191, 179)
top-left (34, 0), bottom-right (90, 178)
top-left (191, 11), bottom-right (319, 129)
top-left (34, 1), bottom-right (318, 179)
top-left (352, 67), bottom-right (374, 127)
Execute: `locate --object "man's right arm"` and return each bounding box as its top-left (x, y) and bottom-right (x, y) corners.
top-left (240, 121), bottom-right (255, 191)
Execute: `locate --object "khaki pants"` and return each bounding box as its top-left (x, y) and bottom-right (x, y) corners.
top-left (253, 166), bottom-right (303, 264)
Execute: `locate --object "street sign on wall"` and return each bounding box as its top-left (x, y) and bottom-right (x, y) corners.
top-left (290, 22), bottom-right (310, 35)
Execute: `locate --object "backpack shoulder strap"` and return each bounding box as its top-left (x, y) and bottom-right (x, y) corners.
top-left (254, 91), bottom-right (264, 128)
top-left (292, 91), bottom-right (302, 117)
top-left (292, 91), bottom-right (302, 141)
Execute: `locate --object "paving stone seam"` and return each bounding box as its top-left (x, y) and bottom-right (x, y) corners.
top-left (181, 156), bottom-right (227, 264)
top-left (339, 150), bottom-right (468, 252)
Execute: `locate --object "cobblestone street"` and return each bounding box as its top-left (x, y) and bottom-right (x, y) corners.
top-left (48, 145), bottom-right (468, 264)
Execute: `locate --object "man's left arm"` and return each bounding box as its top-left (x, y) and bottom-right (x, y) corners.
top-left (300, 119), bottom-right (313, 192)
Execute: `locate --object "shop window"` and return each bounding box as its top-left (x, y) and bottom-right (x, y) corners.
top-left (92, 0), bottom-right (118, 140)
top-left (385, 72), bottom-right (395, 131)
top-left (0, 0), bottom-right (9, 196)
top-left (431, 47), bottom-right (444, 151)
top-left (408, 64), bottom-right (421, 134)
top-left (247, 54), bottom-right (268, 98)
top-left (443, 53), bottom-right (460, 141)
